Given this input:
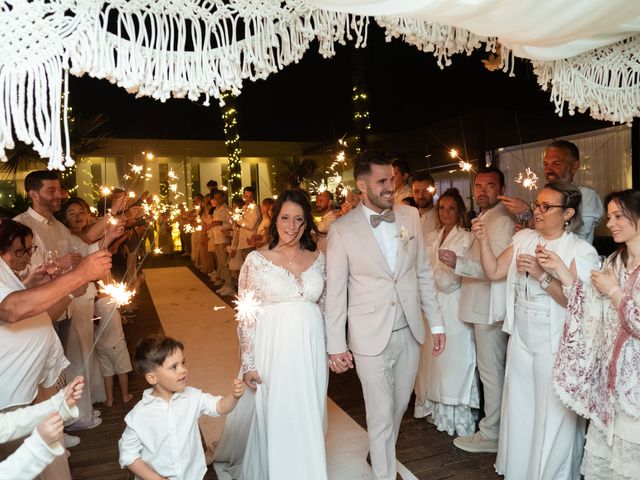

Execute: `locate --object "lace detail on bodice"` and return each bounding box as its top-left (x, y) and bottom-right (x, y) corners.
top-left (237, 250), bottom-right (325, 375)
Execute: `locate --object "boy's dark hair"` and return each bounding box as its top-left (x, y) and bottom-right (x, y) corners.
top-left (134, 336), bottom-right (184, 375)
top-left (24, 170), bottom-right (59, 193)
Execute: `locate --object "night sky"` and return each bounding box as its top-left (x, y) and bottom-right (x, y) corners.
top-left (68, 24), bottom-right (601, 146)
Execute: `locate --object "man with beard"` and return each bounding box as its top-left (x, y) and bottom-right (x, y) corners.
top-left (392, 158), bottom-right (412, 205)
top-left (14, 170), bottom-right (123, 438)
top-left (499, 140), bottom-right (604, 243)
top-left (411, 172), bottom-right (438, 238)
top-left (325, 151), bottom-right (445, 480)
top-left (438, 166), bottom-right (515, 454)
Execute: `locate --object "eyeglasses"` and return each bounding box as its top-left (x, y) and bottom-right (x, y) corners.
top-left (15, 245), bottom-right (38, 257)
top-left (530, 201), bottom-right (565, 214)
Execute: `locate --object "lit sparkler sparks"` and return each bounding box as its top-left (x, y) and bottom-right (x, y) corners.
top-left (459, 161), bottom-right (473, 172)
top-left (100, 186), bottom-right (112, 196)
top-left (97, 281), bottom-right (136, 307)
top-left (449, 148), bottom-right (459, 159)
top-left (233, 290), bottom-right (263, 328)
top-left (153, 248), bottom-right (162, 255)
top-left (427, 186), bottom-right (436, 194)
top-left (128, 191), bottom-right (136, 198)
top-left (212, 306), bottom-right (226, 311)
top-left (130, 164), bottom-right (143, 175)
top-left (515, 168), bottom-right (539, 191)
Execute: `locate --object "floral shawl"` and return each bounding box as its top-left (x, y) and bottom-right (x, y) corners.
top-left (553, 254), bottom-right (640, 444)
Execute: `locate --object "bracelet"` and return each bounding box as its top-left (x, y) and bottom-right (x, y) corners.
top-left (539, 273), bottom-right (553, 290)
top-left (607, 286), bottom-right (622, 298)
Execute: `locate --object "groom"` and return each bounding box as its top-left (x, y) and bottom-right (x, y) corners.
top-left (325, 151), bottom-right (445, 480)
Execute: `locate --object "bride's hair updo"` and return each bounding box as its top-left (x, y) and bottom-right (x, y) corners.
top-left (268, 190), bottom-right (319, 252)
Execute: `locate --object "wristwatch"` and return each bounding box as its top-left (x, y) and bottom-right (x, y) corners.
top-left (517, 209), bottom-right (533, 223)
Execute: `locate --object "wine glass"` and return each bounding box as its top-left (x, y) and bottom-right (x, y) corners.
top-left (44, 249), bottom-right (60, 276)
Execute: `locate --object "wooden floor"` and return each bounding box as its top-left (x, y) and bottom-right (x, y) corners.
top-left (69, 254), bottom-right (501, 479)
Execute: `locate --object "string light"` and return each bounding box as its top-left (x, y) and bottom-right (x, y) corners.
top-left (221, 91), bottom-right (242, 201)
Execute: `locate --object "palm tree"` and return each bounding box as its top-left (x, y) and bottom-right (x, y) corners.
top-left (276, 157), bottom-right (318, 190)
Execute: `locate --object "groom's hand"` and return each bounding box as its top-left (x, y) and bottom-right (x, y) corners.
top-left (432, 334), bottom-right (446, 357)
top-left (328, 352), bottom-right (353, 374)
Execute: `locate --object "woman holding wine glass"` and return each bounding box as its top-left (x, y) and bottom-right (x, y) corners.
top-left (471, 181), bottom-right (598, 480)
top-left (544, 189), bottom-right (640, 480)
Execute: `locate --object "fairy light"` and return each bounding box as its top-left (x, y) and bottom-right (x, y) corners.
top-left (97, 280), bottom-right (136, 307)
top-left (233, 290), bottom-right (263, 329)
top-left (221, 91), bottom-right (242, 201)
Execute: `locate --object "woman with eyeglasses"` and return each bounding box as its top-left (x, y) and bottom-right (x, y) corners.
top-left (471, 181), bottom-right (599, 480)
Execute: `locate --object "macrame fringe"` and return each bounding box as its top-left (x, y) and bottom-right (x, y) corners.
top-left (532, 35), bottom-right (640, 125)
top-left (374, 16), bottom-right (497, 69)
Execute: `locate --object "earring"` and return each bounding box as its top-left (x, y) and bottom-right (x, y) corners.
top-left (564, 219), bottom-right (570, 227)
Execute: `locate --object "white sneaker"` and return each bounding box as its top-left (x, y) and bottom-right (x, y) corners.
top-left (64, 433), bottom-right (81, 448)
top-left (453, 432), bottom-right (498, 453)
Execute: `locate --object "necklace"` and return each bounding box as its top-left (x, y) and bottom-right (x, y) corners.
top-left (280, 246), bottom-right (302, 266)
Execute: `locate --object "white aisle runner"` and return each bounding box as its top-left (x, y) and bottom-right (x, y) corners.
top-left (144, 267), bottom-right (417, 480)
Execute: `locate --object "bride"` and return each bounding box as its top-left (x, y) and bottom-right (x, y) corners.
top-left (214, 189), bottom-right (328, 480)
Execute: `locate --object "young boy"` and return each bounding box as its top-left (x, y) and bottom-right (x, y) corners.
top-left (118, 336), bottom-right (243, 480)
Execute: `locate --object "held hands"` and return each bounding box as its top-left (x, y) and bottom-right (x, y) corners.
top-left (497, 195), bottom-right (529, 215)
top-left (37, 413), bottom-right (63, 446)
top-left (242, 370), bottom-right (262, 390)
top-left (328, 351), bottom-right (354, 374)
top-left (438, 249), bottom-right (457, 268)
top-left (432, 333), bottom-right (446, 357)
top-left (23, 264), bottom-right (53, 287)
top-left (64, 376), bottom-right (85, 409)
top-left (232, 378), bottom-right (244, 399)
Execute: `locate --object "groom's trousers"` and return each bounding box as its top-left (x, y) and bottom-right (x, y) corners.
top-left (353, 326), bottom-right (420, 480)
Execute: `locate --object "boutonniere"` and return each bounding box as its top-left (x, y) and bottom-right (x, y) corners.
top-left (396, 226), bottom-right (415, 251)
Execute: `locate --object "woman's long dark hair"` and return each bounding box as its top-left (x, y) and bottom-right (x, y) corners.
top-left (268, 190), bottom-right (318, 251)
top-left (0, 218), bottom-right (33, 255)
top-left (604, 189), bottom-right (640, 267)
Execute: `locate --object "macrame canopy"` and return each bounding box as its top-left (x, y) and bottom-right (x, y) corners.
top-left (1, 0), bottom-right (639, 170)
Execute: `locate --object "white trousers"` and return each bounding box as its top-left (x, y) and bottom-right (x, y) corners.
top-left (354, 327), bottom-right (420, 480)
top-left (496, 302), bottom-right (584, 480)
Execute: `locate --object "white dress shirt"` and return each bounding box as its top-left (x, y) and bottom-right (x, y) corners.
top-left (236, 202), bottom-right (261, 250)
top-left (361, 204), bottom-right (444, 334)
top-left (212, 204), bottom-right (232, 244)
top-left (573, 185), bottom-right (604, 244)
top-left (119, 386), bottom-right (222, 480)
top-left (0, 258), bottom-right (68, 408)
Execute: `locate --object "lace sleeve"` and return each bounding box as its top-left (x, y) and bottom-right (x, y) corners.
top-left (318, 252), bottom-right (326, 315)
top-left (236, 254), bottom-right (260, 375)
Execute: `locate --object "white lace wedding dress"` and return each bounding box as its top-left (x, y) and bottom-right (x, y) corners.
top-left (214, 250), bottom-right (328, 480)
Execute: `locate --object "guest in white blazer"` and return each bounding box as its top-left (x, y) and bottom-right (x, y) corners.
top-left (326, 151), bottom-right (444, 480)
top-left (439, 166), bottom-right (515, 453)
top-left (414, 188), bottom-right (479, 436)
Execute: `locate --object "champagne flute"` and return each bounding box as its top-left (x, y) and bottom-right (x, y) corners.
top-left (44, 249), bottom-right (60, 276)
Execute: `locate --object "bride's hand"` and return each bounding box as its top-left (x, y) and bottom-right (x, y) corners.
top-left (242, 370), bottom-right (262, 390)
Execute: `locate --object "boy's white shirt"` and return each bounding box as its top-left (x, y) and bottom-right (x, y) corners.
top-left (119, 386), bottom-right (222, 480)
top-left (0, 389), bottom-right (79, 480)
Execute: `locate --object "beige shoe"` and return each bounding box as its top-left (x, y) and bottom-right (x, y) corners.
top-left (453, 432), bottom-right (498, 453)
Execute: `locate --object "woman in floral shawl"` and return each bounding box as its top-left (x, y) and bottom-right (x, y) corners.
top-left (540, 189), bottom-right (640, 480)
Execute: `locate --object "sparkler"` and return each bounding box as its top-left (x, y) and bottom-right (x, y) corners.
top-left (213, 306), bottom-right (226, 311)
top-left (515, 168), bottom-right (539, 191)
top-left (97, 280), bottom-right (136, 307)
top-left (153, 248), bottom-right (162, 255)
top-left (233, 290), bottom-right (263, 329)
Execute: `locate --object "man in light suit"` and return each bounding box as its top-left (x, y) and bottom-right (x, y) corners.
top-left (438, 166), bottom-right (515, 453)
top-left (325, 151), bottom-right (445, 480)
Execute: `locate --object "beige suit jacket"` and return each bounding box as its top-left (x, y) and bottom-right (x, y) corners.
top-left (454, 202), bottom-right (515, 325)
top-left (325, 203), bottom-right (443, 357)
